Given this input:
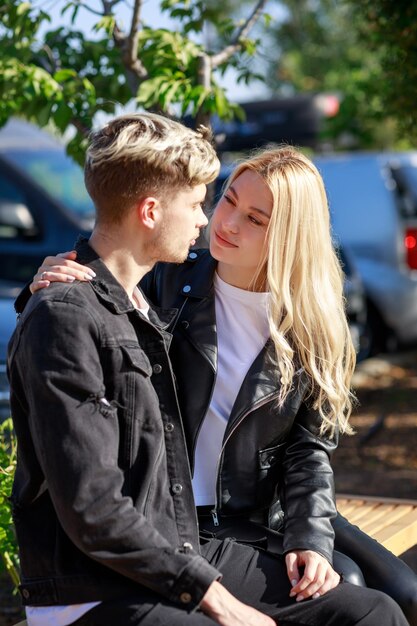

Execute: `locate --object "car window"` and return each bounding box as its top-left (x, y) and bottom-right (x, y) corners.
top-left (0, 172), bottom-right (39, 240)
top-left (314, 156), bottom-right (399, 261)
top-left (3, 149), bottom-right (94, 220)
top-left (390, 158), bottom-right (417, 218)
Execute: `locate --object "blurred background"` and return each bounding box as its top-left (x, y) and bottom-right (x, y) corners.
top-left (0, 1), bottom-right (417, 620)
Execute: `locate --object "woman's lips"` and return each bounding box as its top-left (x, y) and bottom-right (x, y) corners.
top-left (214, 230), bottom-right (238, 248)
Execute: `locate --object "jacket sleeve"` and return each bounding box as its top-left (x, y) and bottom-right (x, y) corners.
top-left (280, 400), bottom-right (338, 564)
top-left (9, 299), bottom-right (220, 608)
top-left (14, 282), bottom-right (32, 314)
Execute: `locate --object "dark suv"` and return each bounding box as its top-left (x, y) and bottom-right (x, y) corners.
top-left (0, 118), bottom-right (94, 285)
top-left (0, 118), bottom-right (94, 419)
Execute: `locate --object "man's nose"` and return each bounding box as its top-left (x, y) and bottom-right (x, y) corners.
top-left (197, 207), bottom-right (209, 228)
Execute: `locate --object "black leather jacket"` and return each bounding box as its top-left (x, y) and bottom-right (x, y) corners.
top-left (141, 249), bottom-right (338, 563)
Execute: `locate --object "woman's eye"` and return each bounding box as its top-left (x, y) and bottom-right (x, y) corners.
top-left (249, 215), bottom-right (262, 225)
top-left (224, 194), bottom-right (234, 204)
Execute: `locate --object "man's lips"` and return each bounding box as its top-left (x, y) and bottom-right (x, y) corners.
top-left (214, 230), bottom-right (238, 248)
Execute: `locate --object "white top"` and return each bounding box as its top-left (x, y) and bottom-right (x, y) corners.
top-left (27, 287), bottom-right (149, 626)
top-left (192, 272), bottom-right (270, 506)
top-left (26, 603), bottom-right (100, 626)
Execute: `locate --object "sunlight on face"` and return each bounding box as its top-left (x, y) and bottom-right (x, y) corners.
top-left (210, 169), bottom-right (273, 289)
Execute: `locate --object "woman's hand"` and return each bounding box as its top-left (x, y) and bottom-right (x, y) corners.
top-left (285, 550), bottom-right (340, 602)
top-left (30, 251), bottom-right (95, 293)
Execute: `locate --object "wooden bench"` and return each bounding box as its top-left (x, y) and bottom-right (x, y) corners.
top-left (337, 494), bottom-right (417, 556)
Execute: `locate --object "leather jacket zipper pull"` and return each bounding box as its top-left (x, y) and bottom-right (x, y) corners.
top-left (211, 509), bottom-right (219, 527)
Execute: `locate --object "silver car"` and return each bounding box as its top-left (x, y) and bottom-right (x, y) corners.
top-left (315, 152), bottom-right (417, 354)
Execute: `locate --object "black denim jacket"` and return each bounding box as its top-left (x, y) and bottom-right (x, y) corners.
top-left (8, 239), bottom-right (219, 608)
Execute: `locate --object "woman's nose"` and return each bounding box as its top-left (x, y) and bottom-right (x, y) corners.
top-left (222, 210), bottom-right (239, 234)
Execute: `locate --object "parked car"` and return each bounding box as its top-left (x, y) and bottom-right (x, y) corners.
top-left (314, 152), bottom-right (417, 354)
top-left (0, 118), bottom-right (94, 420)
top-left (0, 118), bottom-right (94, 285)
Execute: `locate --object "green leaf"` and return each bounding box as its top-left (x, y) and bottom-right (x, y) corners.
top-left (16, 2), bottom-right (31, 16)
top-left (93, 16), bottom-right (116, 36)
top-left (53, 69), bottom-right (77, 82)
top-left (53, 101), bottom-right (73, 131)
top-left (36, 102), bottom-right (54, 126)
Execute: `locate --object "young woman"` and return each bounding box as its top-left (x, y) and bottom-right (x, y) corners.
top-left (24, 146), bottom-right (417, 623)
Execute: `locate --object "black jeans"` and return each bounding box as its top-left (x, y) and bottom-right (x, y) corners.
top-left (72, 537), bottom-right (407, 626)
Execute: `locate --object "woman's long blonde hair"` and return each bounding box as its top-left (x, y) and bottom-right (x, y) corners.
top-left (225, 146), bottom-right (356, 438)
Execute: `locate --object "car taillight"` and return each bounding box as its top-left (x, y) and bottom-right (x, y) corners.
top-left (405, 228), bottom-right (417, 269)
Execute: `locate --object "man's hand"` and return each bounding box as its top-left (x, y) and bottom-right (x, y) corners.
top-left (200, 581), bottom-right (277, 626)
top-left (285, 550), bottom-right (340, 602)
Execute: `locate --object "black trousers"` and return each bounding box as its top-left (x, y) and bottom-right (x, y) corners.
top-left (73, 537), bottom-right (407, 626)
top-left (334, 512), bottom-right (417, 626)
top-left (198, 509), bottom-right (417, 625)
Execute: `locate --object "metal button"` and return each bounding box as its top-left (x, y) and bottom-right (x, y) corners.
top-left (188, 251), bottom-right (198, 260)
top-left (172, 483), bottom-right (183, 495)
top-left (22, 588), bottom-right (30, 599)
top-left (182, 285), bottom-right (191, 293)
top-left (181, 320), bottom-right (189, 328)
top-left (164, 422), bottom-right (174, 433)
top-left (183, 542), bottom-right (193, 551)
top-left (180, 591), bottom-right (192, 603)
top-left (153, 363), bottom-right (162, 374)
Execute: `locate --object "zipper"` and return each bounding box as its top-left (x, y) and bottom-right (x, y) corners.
top-left (211, 392), bottom-right (279, 526)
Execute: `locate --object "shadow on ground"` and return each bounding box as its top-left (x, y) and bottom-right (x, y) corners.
top-left (333, 349), bottom-right (417, 572)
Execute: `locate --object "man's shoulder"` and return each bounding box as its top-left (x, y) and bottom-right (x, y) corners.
top-left (21, 280), bottom-right (99, 324)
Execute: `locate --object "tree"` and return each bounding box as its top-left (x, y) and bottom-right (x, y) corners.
top-left (0, 0), bottom-right (269, 163)
top-left (263, 0), bottom-right (399, 150)
top-left (349, 0), bottom-right (417, 145)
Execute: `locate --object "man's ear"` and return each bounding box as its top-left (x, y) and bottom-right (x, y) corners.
top-left (137, 197), bottom-right (161, 230)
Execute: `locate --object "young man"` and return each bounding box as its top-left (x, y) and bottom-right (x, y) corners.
top-left (8, 113), bottom-right (407, 626)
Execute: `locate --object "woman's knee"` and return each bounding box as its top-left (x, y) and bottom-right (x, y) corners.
top-left (333, 550), bottom-right (366, 587)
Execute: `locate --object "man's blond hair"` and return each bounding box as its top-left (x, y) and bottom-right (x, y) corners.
top-left (85, 113), bottom-right (220, 224)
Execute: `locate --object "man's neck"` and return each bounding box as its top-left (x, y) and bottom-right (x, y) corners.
top-left (89, 229), bottom-right (154, 299)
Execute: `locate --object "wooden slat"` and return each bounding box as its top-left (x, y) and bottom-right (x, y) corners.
top-left (337, 499), bottom-right (365, 517)
top-left (361, 504), bottom-right (413, 536)
top-left (336, 494), bottom-right (417, 555)
top-left (344, 502), bottom-right (380, 524)
top-left (355, 503), bottom-right (395, 528)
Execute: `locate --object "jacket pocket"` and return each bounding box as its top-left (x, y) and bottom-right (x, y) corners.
top-left (120, 345), bottom-right (153, 377)
top-left (257, 442), bottom-right (286, 506)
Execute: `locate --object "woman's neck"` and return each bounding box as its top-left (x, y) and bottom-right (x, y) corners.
top-left (216, 261), bottom-right (267, 292)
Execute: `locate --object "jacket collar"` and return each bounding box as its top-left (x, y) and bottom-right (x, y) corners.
top-left (75, 237), bottom-right (176, 328)
top-left (175, 249), bottom-right (217, 300)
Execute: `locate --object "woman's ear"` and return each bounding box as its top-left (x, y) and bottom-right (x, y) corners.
top-left (137, 196), bottom-right (161, 230)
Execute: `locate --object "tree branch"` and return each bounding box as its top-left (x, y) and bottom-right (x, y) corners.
top-left (71, 116), bottom-right (91, 138)
top-left (102, 0), bottom-right (148, 95)
top-left (210, 0), bottom-right (268, 68)
top-left (75, 2), bottom-right (106, 17)
top-left (125, 0), bottom-right (146, 77)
